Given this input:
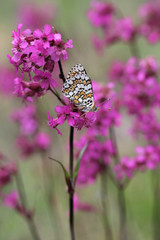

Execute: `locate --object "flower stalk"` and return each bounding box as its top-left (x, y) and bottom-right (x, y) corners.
top-left (15, 171), bottom-right (41, 240)
top-left (100, 170), bottom-right (113, 240)
top-left (69, 126), bottom-right (75, 240)
top-left (109, 126), bottom-right (128, 240)
top-left (152, 169), bottom-right (160, 240)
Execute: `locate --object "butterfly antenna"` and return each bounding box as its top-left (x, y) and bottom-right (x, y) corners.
top-left (97, 97), bottom-right (111, 108)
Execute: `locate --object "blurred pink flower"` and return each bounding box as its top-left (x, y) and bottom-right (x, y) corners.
top-left (139, 1), bottom-right (160, 43)
top-left (74, 194), bottom-right (97, 212)
top-left (75, 136), bottom-right (115, 185)
top-left (0, 161), bottom-right (17, 188)
top-left (87, 0), bottom-right (137, 50)
top-left (115, 145), bottom-right (160, 180)
top-left (0, 66), bottom-right (16, 96)
top-left (109, 57), bottom-right (160, 114)
top-left (2, 190), bottom-right (32, 218)
top-left (35, 132), bottom-right (51, 151)
top-left (17, 2), bottom-right (57, 30)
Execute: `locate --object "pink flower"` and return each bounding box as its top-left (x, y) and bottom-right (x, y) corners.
top-left (0, 66), bottom-right (16, 96)
top-left (11, 104), bottom-right (38, 136)
top-left (74, 194), bottom-right (97, 213)
top-left (2, 190), bottom-right (32, 218)
top-left (3, 190), bottom-right (19, 208)
top-left (139, 1), bottom-right (160, 43)
top-left (0, 162), bottom-right (17, 188)
top-left (48, 36), bottom-right (73, 62)
top-left (115, 145), bottom-right (160, 181)
top-left (75, 136), bottom-right (115, 185)
top-left (109, 57), bottom-right (160, 114)
top-left (15, 136), bottom-right (36, 157)
top-left (47, 105), bottom-right (97, 135)
top-left (35, 132), bottom-right (51, 151)
top-left (114, 157), bottom-right (136, 181)
top-left (87, 1), bottom-right (137, 50)
top-left (131, 110), bottom-right (160, 143)
top-left (33, 69), bottom-right (57, 90)
top-left (87, 0), bottom-right (115, 27)
top-left (17, 3), bottom-right (57, 30)
top-left (8, 24), bottom-right (73, 100)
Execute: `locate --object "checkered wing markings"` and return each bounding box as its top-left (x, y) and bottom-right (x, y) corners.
top-left (62, 64), bottom-right (95, 111)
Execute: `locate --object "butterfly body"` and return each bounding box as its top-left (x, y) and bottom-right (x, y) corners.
top-left (62, 64), bottom-right (99, 113)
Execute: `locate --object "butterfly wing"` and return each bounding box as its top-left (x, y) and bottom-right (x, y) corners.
top-left (62, 64), bottom-right (95, 112)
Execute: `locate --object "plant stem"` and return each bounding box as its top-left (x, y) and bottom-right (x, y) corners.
top-left (152, 169), bottom-right (160, 240)
top-left (15, 171), bottom-right (41, 240)
top-left (118, 186), bottom-right (128, 240)
top-left (100, 170), bottom-right (113, 240)
top-left (109, 126), bottom-right (128, 240)
top-left (49, 88), bottom-right (66, 105)
top-left (40, 153), bottom-right (61, 240)
top-left (58, 60), bottom-right (66, 83)
top-left (129, 39), bottom-right (140, 59)
top-left (69, 126), bottom-right (75, 240)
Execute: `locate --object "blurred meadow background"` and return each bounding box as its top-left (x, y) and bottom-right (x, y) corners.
top-left (0, 0), bottom-right (159, 240)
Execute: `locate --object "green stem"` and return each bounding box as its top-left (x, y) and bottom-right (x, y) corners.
top-left (118, 186), bottom-right (128, 240)
top-left (109, 126), bottom-right (128, 240)
top-left (129, 39), bottom-right (140, 59)
top-left (69, 126), bottom-right (75, 240)
top-left (15, 171), bottom-right (42, 240)
top-left (100, 171), bottom-right (113, 240)
top-left (152, 169), bottom-right (160, 240)
top-left (40, 153), bottom-right (61, 240)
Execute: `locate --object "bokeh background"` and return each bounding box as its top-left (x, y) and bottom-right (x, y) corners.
top-left (0, 0), bottom-right (157, 239)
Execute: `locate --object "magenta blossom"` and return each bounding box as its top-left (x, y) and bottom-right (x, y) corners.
top-left (8, 24), bottom-right (73, 101)
top-left (139, 1), bottom-right (160, 43)
top-left (131, 110), bottom-right (160, 144)
top-left (47, 105), bottom-right (96, 135)
top-left (74, 194), bottom-right (97, 213)
top-left (0, 66), bottom-right (16, 96)
top-left (109, 57), bottom-right (160, 114)
top-left (0, 161), bottom-right (17, 188)
top-left (75, 136), bottom-right (115, 185)
top-left (2, 190), bottom-right (32, 218)
top-left (115, 145), bottom-right (160, 181)
top-left (17, 2), bottom-right (57, 30)
top-left (11, 104), bottom-right (51, 157)
top-left (87, 1), bottom-right (137, 50)
top-left (33, 69), bottom-right (57, 90)
top-left (11, 104), bottom-right (38, 136)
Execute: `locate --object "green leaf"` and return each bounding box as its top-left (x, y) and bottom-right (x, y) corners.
top-left (53, 88), bottom-right (60, 98)
top-left (73, 142), bottom-right (88, 180)
top-left (49, 157), bottom-right (70, 183)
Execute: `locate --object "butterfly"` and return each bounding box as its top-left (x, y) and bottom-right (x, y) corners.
top-left (62, 64), bottom-right (99, 113)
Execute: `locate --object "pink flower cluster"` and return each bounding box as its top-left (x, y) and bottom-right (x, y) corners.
top-left (0, 66), bottom-right (16, 96)
top-left (47, 105), bottom-right (97, 135)
top-left (88, 0), bottom-right (160, 51)
top-left (109, 56), bottom-right (160, 114)
top-left (0, 160), bottom-right (16, 188)
top-left (89, 82), bottom-right (121, 136)
top-left (0, 154), bottom-right (31, 218)
top-left (8, 24), bottom-right (73, 101)
top-left (11, 104), bottom-right (50, 157)
top-left (87, 1), bottom-right (137, 50)
top-left (75, 136), bottom-right (115, 185)
top-left (115, 145), bottom-right (160, 180)
top-left (139, 1), bottom-right (160, 43)
top-left (17, 2), bottom-right (57, 30)
top-left (74, 194), bottom-right (97, 213)
top-left (131, 110), bottom-right (160, 144)
top-left (74, 82), bottom-right (120, 185)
